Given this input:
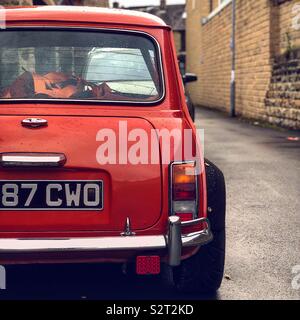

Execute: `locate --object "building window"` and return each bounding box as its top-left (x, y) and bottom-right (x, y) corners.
top-left (203, 0), bottom-right (232, 25)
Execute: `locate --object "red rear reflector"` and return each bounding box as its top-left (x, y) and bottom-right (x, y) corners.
top-left (136, 256), bottom-right (161, 275)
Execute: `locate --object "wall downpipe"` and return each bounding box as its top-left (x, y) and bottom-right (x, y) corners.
top-left (230, 0), bottom-right (236, 117)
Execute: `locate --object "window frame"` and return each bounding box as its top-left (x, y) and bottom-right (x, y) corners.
top-left (0, 26), bottom-right (166, 106)
top-left (203, 0), bottom-right (233, 25)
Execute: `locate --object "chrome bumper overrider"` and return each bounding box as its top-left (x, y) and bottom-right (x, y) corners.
top-left (0, 217), bottom-right (213, 266)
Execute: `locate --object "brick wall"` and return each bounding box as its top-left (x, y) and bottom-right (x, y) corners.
top-left (235, 0), bottom-right (272, 120)
top-left (273, 0), bottom-right (300, 55)
top-left (266, 49), bottom-right (300, 128)
top-left (186, 0), bottom-right (300, 129)
top-left (266, 1), bottom-right (300, 129)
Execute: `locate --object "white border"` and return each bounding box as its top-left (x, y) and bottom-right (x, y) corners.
top-left (0, 180), bottom-right (104, 211)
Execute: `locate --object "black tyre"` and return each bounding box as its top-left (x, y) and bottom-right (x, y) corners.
top-left (163, 160), bottom-right (226, 293)
top-left (205, 159), bottom-right (226, 232)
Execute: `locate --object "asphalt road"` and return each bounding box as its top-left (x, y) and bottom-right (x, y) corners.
top-left (197, 107), bottom-right (300, 300)
top-left (0, 107), bottom-right (299, 300)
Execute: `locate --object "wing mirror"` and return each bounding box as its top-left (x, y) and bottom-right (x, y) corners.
top-left (182, 73), bottom-right (198, 84)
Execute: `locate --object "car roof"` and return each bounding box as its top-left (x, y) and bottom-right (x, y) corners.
top-left (4, 6), bottom-right (170, 29)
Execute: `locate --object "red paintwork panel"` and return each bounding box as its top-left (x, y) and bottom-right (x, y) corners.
top-left (0, 116), bottom-right (162, 233)
top-left (0, 7), bottom-right (207, 264)
top-left (4, 6), bottom-right (170, 29)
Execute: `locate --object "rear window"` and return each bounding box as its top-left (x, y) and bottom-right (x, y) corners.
top-left (0, 29), bottom-right (163, 103)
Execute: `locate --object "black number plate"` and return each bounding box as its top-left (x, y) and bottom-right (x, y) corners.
top-left (0, 180), bottom-right (103, 211)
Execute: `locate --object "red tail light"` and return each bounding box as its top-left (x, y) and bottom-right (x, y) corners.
top-left (170, 161), bottom-right (198, 219)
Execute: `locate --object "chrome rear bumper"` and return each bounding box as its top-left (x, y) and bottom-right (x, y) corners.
top-left (0, 217), bottom-right (213, 266)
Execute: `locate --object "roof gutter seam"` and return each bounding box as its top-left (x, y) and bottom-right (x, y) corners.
top-left (5, 20), bottom-right (172, 30)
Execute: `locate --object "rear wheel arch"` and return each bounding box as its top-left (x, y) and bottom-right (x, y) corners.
top-left (162, 159), bottom-right (226, 293)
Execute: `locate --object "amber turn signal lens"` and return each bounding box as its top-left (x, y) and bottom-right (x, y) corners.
top-left (172, 163), bottom-right (196, 184)
top-left (172, 162), bottom-right (197, 201)
top-left (171, 161), bottom-right (198, 218)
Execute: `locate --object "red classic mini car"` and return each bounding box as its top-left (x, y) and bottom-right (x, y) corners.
top-left (0, 6), bottom-right (226, 293)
